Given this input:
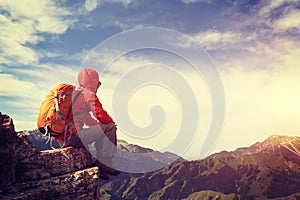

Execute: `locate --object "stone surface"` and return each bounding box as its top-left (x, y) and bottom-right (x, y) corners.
top-left (0, 112), bottom-right (18, 187)
top-left (16, 146), bottom-right (94, 182)
top-left (0, 167), bottom-right (99, 200)
top-left (0, 113), bottom-right (99, 199)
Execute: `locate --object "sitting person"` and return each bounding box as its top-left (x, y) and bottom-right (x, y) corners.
top-left (64, 68), bottom-right (120, 179)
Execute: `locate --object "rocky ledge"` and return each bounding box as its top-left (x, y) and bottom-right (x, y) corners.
top-left (0, 113), bottom-right (99, 199)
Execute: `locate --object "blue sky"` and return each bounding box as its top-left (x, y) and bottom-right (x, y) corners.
top-left (1, 0), bottom-right (300, 159)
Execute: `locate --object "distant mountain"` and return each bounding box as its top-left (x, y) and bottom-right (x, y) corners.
top-left (101, 135), bottom-right (300, 200)
top-left (17, 129), bottom-right (61, 150)
top-left (115, 140), bottom-right (185, 173)
top-left (209, 135), bottom-right (300, 164)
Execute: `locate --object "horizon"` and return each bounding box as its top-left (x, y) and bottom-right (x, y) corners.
top-left (20, 129), bottom-right (299, 159)
top-left (0, 0), bottom-right (300, 160)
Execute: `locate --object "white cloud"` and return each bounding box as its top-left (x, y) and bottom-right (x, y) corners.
top-left (0, 15), bottom-right (41, 64)
top-left (110, 0), bottom-right (133, 7)
top-left (13, 64), bottom-right (79, 91)
top-left (0, 0), bottom-right (72, 34)
top-left (175, 29), bottom-right (240, 51)
top-left (256, 0), bottom-right (300, 34)
top-left (84, 0), bottom-right (99, 12)
top-left (182, 0), bottom-right (212, 4)
top-left (274, 9), bottom-right (300, 32)
top-left (0, 0), bottom-right (74, 65)
top-left (114, 21), bottom-right (146, 30)
top-left (0, 73), bottom-right (41, 99)
top-left (259, 0), bottom-right (299, 16)
top-left (191, 29), bottom-right (240, 50)
top-left (83, 0), bottom-right (134, 12)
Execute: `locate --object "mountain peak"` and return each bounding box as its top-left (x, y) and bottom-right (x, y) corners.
top-left (254, 134), bottom-right (300, 151)
top-left (209, 135), bottom-right (300, 165)
top-left (243, 134), bottom-right (300, 165)
top-left (265, 134), bottom-right (299, 144)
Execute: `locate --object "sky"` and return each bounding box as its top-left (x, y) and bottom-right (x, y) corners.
top-left (0, 0), bottom-right (300, 160)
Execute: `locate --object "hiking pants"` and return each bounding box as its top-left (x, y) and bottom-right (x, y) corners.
top-left (62, 123), bottom-right (117, 166)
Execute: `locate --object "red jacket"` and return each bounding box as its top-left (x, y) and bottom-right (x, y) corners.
top-left (73, 68), bottom-right (114, 130)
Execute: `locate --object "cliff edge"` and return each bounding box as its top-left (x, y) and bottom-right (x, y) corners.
top-left (0, 113), bottom-right (99, 199)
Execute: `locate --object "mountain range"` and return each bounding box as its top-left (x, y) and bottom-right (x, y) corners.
top-left (98, 135), bottom-right (300, 200)
top-left (23, 130), bottom-right (300, 199)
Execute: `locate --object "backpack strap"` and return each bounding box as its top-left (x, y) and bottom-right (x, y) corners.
top-left (65, 89), bottom-right (83, 121)
top-left (58, 89), bottom-right (83, 148)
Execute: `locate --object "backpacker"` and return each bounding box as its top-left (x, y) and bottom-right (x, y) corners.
top-left (37, 83), bottom-right (81, 146)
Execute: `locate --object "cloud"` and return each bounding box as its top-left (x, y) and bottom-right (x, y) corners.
top-left (177, 1), bottom-right (299, 69)
top-left (84, 0), bottom-right (99, 12)
top-left (255, 0), bottom-right (300, 34)
top-left (182, 0), bottom-right (212, 4)
top-left (191, 29), bottom-right (240, 50)
top-left (241, 35), bottom-right (300, 70)
top-left (259, 0), bottom-right (299, 16)
top-left (0, 15), bottom-right (41, 65)
top-left (74, 48), bottom-right (153, 77)
top-left (274, 9), bottom-right (300, 32)
top-left (12, 64), bottom-right (79, 90)
top-left (174, 29), bottom-right (240, 51)
top-left (0, 0), bottom-right (73, 34)
top-left (219, 1), bottom-right (299, 40)
top-left (0, 0), bottom-right (74, 65)
top-left (0, 73), bottom-right (41, 99)
top-left (83, 0), bottom-right (134, 12)
top-left (66, 49), bottom-right (91, 64)
top-left (0, 64), bottom-right (79, 102)
top-left (107, 0), bottom-right (134, 7)
top-left (114, 21), bottom-right (147, 30)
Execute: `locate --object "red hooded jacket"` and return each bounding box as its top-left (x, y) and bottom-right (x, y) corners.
top-left (72, 68), bottom-right (114, 130)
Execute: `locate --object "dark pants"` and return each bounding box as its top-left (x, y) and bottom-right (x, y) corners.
top-left (61, 123), bottom-right (117, 166)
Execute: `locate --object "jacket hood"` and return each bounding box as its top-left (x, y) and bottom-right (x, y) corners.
top-left (78, 68), bottom-right (99, 93)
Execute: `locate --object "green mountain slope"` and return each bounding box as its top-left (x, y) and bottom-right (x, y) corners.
top-left (184, 190), bottom-right (239, 200)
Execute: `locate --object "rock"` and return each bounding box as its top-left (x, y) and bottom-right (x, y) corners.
top-left (0, 113), bottom-right (18, 187)
top-left (1, 167), bottom-right (99, 200)
top-left (0, 113), bottom-right (99, 199)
